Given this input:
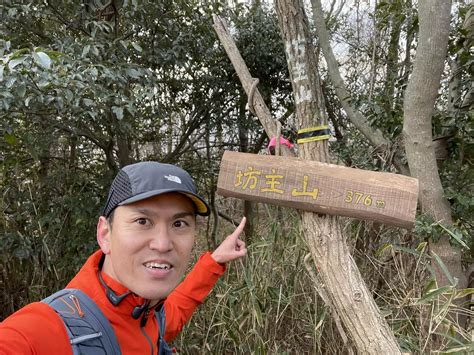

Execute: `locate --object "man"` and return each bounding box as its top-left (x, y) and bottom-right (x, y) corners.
top-left (0, 161), bottom-right (247, 354)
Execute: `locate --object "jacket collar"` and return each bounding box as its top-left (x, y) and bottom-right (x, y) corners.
top-left (66, 250), bottom-right (163, 317)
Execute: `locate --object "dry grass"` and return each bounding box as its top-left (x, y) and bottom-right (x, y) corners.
top-left (2, 201), bottom-right (472, 353)
top-left (175, 206), bottom-right (473, 354)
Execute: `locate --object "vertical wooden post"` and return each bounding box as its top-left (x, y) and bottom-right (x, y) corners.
top-left (274, 1), bottom-right (401, 352)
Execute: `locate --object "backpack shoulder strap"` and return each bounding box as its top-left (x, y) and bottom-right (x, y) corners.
top-left (42, 288), bottom-right (121, 355)
top-left (155, 305), bottom-right (174, 355)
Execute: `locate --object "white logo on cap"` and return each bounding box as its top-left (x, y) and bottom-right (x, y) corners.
top-left (164, 175), bottom-right (182, 184)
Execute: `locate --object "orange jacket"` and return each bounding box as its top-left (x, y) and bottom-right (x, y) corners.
top-left (0, 250), bottom-right (225, 354)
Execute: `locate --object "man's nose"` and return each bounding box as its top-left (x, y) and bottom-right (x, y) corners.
top-left (148, 226), bottom-right (173, 252)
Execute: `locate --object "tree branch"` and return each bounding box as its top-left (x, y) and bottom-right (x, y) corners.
top-left (310, 0), bottom-right (409, 175)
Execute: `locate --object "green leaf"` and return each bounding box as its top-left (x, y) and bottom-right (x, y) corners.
top-left (8, 7), bottom-right (17, 16)
top-left (423, 279), bottom-right (437, 294)
top-left (433, 330), bottom-right (474, 353)
top-left (17, 83), bottom-right (26, 98)
top-left (112, 106), bottom-right (124, 120)
top-left (2, 98), bottom-right (10, 110)
top-left (126, 103), bottom-right (136, 115)
top-left (6, 76), bottom-right (16, 88)
top-left (45, 50), bottom-right (63, 60)
top-left (64, 89), bottom-right (73, 102)
top-left (13, 247), bottom-right (30, 260)
top-left (83, 98), bottom-right (94, 107)
top-left (131, 42), bottom-right (142, 52)
top-left (440, 344), bottom-right (474, 354)
top-left (82, 45), bottom-right (91, 58)
top-left (416, 241), bottom-right (428, 253)
top-left (56, 96), bottom-right (64, 110)
top-left (33, 51), bottom-right (52, 70)
top-left (126, 68), bottom-right (140, 79)
top-left (4, 132), bottom-right (17, 146)
top-left (454, 288), bottom-right (474, 299)
top-left (431, 251), bottom-right (456, 286)
top-left (438, 224), bottom-right (470, 249)
top-left (392, 245), bottom-right (420, 256)
top-left (37, 78), bottom-right (50, 89)
top-left (10, 48), bottom-right (28, 59)
top-left (8, 56), bottom-right (26, 70)
top-left (87, 111), bottom-right (97, 119)
top-left (376, 243), bottom-right (392, 257)
top-left (415, 285), bottom-right (454, 305)
top-left (0, 65), bottom-right (4, 81)
top-left (25, 96), bottom-right (33, 107)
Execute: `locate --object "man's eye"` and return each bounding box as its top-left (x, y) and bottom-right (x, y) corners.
top-left (136, 218), bottom-right (149, 225)
top-left (173, 220), bottom-right (188, 228)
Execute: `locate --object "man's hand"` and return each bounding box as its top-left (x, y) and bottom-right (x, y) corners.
top-left (211, 217), bottom-right (247, 264)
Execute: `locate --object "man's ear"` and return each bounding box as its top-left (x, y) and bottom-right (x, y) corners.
top-left (97, 216), bottom-right (112, 254)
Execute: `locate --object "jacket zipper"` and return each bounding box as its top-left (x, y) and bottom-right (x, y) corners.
top-left (140, 309), bottom-right (155, 355)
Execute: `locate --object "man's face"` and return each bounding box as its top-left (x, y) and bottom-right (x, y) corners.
top-left (97, 192), bottom-right (196, 302)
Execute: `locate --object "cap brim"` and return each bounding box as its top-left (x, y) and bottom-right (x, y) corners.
top-left (118, 189), bottom-right (210, 216)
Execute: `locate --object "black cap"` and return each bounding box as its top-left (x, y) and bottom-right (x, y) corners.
top-left (103, 162), bottom-right (210, 217)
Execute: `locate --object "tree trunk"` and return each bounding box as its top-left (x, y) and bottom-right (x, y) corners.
top-left (111, 109), bottom-right (132, 168)
top-left (402, 0), bottom-right (466, 290)
top-left (383, 1), bottom-right (402, 118)
top-left (274, 0), bottom-right (401, 353)
top-left (400, 0), bottom-right (415, 96)
top-left (238, 93), bottom-right (256, 240)
top-left (310, 0), bottom-right (409, 175)
top-left (205, 118), bottom-right (218, 251)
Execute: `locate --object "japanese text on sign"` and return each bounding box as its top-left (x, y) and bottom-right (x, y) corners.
top-left (234, 166), bottom-right (385, 207)
top-left (235, 166), bottom-right (319, 200)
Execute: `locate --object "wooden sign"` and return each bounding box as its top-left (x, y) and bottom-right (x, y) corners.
top-left (217, 151), bottom-right (419, 229)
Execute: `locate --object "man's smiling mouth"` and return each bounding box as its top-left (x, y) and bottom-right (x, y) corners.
top-left (144, 262), bottom-right (172, 270)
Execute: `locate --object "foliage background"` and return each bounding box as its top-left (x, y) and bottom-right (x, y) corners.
top-left (1, 0), bottom-right (472, 353)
